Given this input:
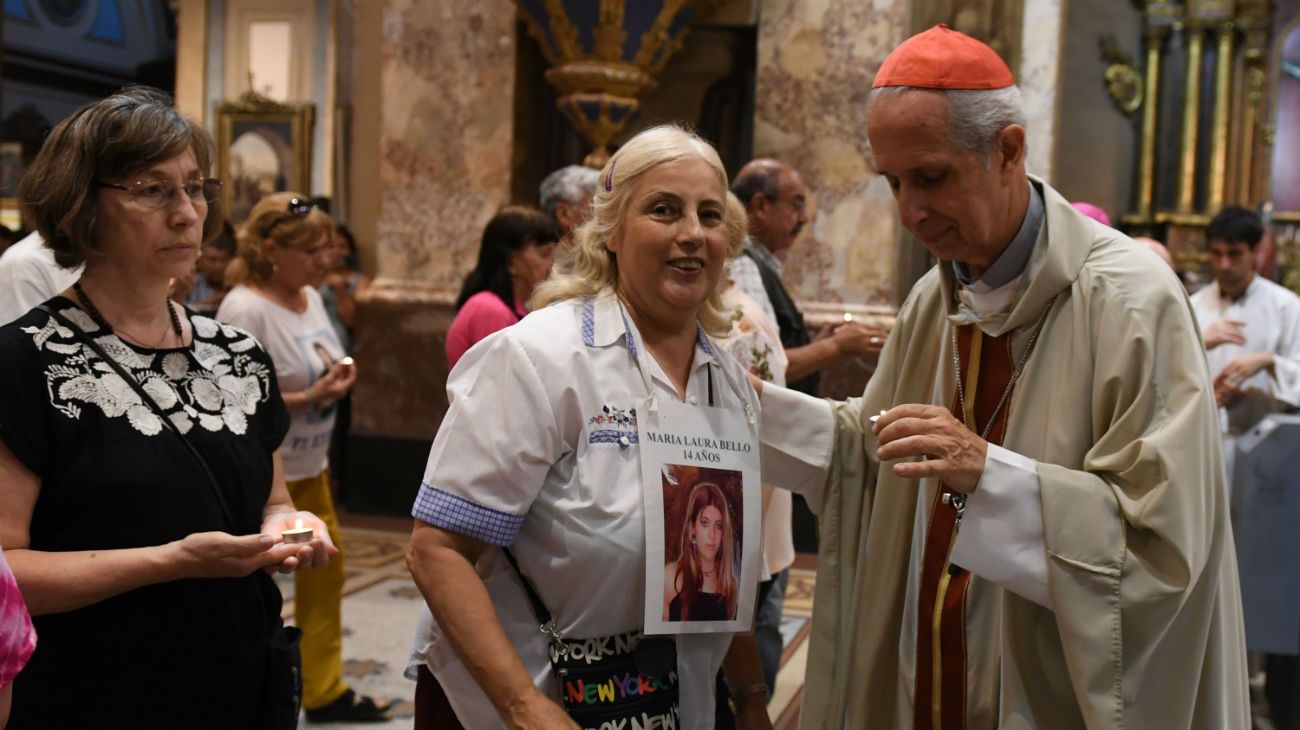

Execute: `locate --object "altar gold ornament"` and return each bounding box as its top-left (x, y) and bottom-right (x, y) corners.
top-left (516, 0), bottom-right (721, 168)
top-left (1099, 34), bottom-right (1143, 115)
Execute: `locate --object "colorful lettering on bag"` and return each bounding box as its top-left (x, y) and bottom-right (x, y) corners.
top-left (566, 679), bottom-right (585, 704)
top-left (596, 679), bottom-right (616, 703)
top-left (585, 681), bottom-right (600, 704)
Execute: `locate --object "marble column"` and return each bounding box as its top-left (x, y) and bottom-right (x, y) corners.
top-left (752, 0), bottom-right (906, 398)
top-left (346, 0), bottom-right (515, 512)
top-left (1019, 0), bottom-right (1065, 183)
top-left (753, 0), bottom-right (906, 312)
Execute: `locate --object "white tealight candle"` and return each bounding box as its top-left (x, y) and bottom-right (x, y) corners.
top-left (282, 518), bottom-right (314, 544)
top-left (843, 312), bottom-right (854, 323)
top-left (339, 356), bottom-right (355, 367)
top-left (868, 409), bottom-right (887, 424)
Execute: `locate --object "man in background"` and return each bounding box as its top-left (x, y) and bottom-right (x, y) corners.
top-left (1190, 205), bottom-right (1300, 730)
top-left (539, 165), bottom-right (598, 248)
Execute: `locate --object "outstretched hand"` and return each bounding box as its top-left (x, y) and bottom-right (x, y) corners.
top-left (873, 404), bottom-right (986, 493)
top-left (173, 531), bottom-right (302, 579)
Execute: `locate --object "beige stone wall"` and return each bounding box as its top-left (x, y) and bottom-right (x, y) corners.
top-left (372, 0), bottom-right (516, 293)
top-left (753, 0), bottom-right (908, 309)
top-left (1051, 0), bottom-right (1142, 222)
top-left (349, 0), bottom-right (517, 441)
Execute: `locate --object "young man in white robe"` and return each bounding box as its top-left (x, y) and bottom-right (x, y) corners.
top-left (1190, 204), bottom-right (1300, 730)
top-left (755, 25), bottom-right (1250, 730)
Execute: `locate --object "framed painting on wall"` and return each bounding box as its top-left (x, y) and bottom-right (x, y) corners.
top-left (216, 91), bottom-right (314, 224)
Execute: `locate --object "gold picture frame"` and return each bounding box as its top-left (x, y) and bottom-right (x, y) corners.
top-left (215, 90), bottom-right (314, 224)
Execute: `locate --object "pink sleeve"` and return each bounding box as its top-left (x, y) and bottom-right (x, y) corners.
top-left (0, 550), bottom-right (36, 689)
top-left (446, 293), bottom-right (521, 370)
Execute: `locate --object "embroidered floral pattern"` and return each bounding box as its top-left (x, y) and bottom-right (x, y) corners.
top-left (587, 404), bottom-right (638, 445)
top-left (23, 307), bottom-right (274, 438)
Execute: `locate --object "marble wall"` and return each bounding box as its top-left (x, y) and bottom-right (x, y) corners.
top-left (373, 0), bottom-right (515, 291)
top-left (753, 0), bottom-right (908, 310)
top-left (350, 0), bottom-right (516, 442)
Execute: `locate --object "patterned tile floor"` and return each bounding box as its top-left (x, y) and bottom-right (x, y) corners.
top-left (280, 527), bottom-right (817, 729)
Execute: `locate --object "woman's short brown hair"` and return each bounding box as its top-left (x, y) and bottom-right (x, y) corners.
top-left (227, 192), bottom-right (334, 286)
top-left (17, 86), bottom-right (223, 269)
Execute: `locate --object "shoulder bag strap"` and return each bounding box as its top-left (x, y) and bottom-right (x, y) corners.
top-left (37, 304), bottom-right (238, 533)
top-left (501, 547), bottom-right (566, 645)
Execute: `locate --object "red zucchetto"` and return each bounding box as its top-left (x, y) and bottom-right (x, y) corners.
top-left (872, 24), bottom-right (1015, 90)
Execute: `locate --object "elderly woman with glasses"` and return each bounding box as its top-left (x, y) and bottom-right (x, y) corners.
top-left (0, 87), bottom-right (338, 728)
top-left (217, 192), bottom-right (387, 723)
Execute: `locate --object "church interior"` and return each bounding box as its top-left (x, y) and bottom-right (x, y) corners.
top-left (3, 1), bottom-right (1300, 728)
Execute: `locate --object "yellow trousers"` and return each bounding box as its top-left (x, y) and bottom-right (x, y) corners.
top-left (287, 469), bottom-right (349, 710)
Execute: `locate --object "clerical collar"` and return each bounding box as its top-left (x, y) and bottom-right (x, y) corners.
top-left (744, 235), bottom-right (783, 276)
top-left (952, 182), bottom-right (1043, 292)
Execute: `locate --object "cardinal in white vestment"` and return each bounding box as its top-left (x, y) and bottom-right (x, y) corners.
top-left (757, 25), bottom-right (1250, 730)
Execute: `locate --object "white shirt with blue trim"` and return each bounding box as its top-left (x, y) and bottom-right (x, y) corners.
top-left (406, 292), bottom-right (763, 729)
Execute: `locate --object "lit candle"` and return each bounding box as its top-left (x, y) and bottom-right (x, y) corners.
top-left (842, 312), bottom-right (854, 323)
top-left (282, 518), bottom-right (314, 544)
top-left (868, 409), bottom-right (887, 424)
top-left (339, 356), bottom-right (355, 367)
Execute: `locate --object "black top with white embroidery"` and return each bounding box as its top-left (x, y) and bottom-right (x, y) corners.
top-left (0, 296), bottom-right (291, 729)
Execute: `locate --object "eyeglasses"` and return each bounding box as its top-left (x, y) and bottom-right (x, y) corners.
top-left (99, 177), bottom-right (223, 210)
top-left (261, 197), bottom-right (322, 237)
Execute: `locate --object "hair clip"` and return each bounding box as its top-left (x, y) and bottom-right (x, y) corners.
top-left (605, 160), bottom-right (616, 193)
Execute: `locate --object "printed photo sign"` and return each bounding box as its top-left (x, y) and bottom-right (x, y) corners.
top-left (639, 397), bottom-right (760, 634)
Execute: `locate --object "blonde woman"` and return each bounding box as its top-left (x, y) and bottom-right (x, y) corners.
top-left (404, 125), bottom-right (780, 730)
top-left (217, 194), bottom-right (387, 723)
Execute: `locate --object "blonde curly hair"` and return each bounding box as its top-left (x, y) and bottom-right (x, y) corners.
top-left (531, 125), bottom-right (745, 335)
top-left (227, 192), bottom-right (334, 285)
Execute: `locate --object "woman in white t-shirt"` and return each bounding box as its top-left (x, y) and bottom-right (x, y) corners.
top-left (217, 192), bottom-right (388, 723)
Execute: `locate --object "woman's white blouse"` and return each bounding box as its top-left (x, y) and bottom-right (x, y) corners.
top-left (406, 293), bottom-right (761, 730)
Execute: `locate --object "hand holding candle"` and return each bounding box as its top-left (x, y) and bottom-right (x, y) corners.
top-left (281, 518), bottom-right (314, 544)
top-left (261, 511), bottom-right (338, 573)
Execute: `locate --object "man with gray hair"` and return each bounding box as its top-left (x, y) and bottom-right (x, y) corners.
top-left (539, 164), bottom-right (598, 246)
top-left (756, 25), bottom-right (1248, 729)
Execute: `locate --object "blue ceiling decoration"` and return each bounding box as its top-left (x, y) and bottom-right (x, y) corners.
top-left (3, 0), bottom-right (35, 21)
top-left (87, 0), bottom-right (125, 43)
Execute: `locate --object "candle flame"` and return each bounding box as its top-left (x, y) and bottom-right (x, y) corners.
top-left (294, 518), bottom-right (304, 530)
top-left (842, 312), bottom-right (853, 322)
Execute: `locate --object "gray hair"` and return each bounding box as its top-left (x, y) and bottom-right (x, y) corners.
top-left (867, 85), bottom-right (1026, 163)
top-left (539, 165), bottom-right (600, 217)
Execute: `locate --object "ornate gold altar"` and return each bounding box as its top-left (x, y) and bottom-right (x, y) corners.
top-left (515, 0), bottom-right (721, 168)
top-left (1120, 1), bottom-right (1288, 284)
